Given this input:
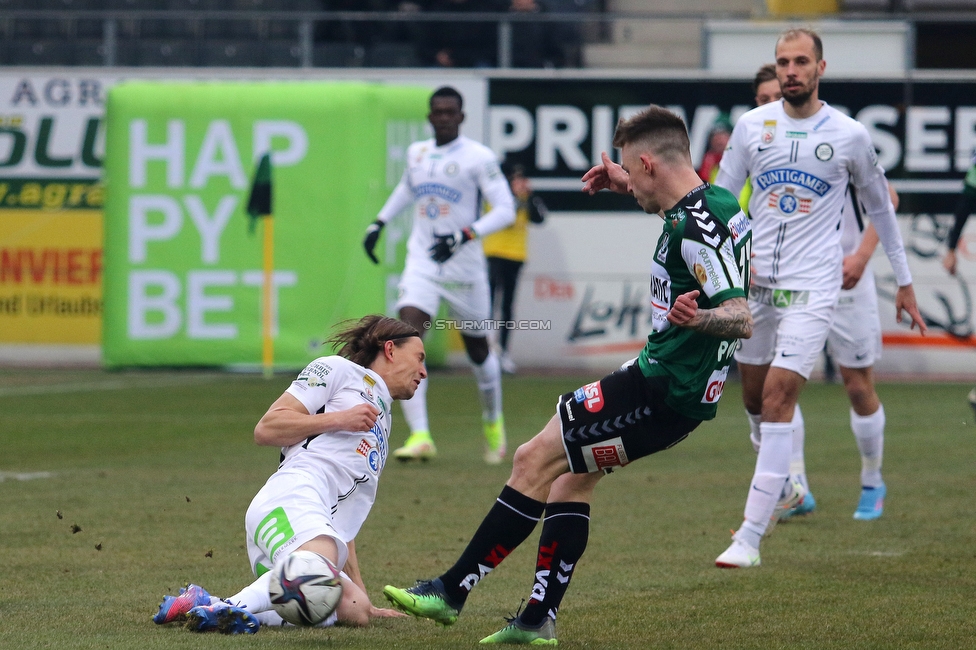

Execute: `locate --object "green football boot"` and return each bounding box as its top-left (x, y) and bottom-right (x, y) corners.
top-left (483, 415), bottom-right (507, 465)
top-left (383, 579), bottom-right (460, 626)
top-left (480, 617), bottom-right (557, 645)
top-left (393, 430), bottom-right (437, 461)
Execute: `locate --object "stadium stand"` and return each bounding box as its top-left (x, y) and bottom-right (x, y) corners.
top-left (0, 0), bottom-right (974, 68)
top-left (313, 42), bottom-right (366, 67)
top-left (134, 38), bottom-right (197, 66)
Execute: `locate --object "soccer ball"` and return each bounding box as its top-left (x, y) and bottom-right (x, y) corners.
top-left (268, 550), bottom-right (343, 626)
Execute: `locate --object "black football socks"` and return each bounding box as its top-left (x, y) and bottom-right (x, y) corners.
top-left (438, 485), bottom-right (545, 607)
top-left (517, 501), bottom-right (591, 628)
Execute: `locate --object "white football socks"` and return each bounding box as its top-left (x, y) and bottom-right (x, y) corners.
top-left (747, 411), bottom-right (762, 453)
top-left (254, 610), bottom-right (286, 626)
top-left (851, 405), bottom-right (885, 488)
top-left (472, 350), bottom-right (503, 422)
top-left (739, 421), bottom-right (793, 548)
top-left (788, 404), bottom-right (809, 494)
top-left (399, 375), bottom-right (430, 435)
top-left (253, 609), bottom-right (338, 628)
top-left (227, 570), bottom-right (273, 614)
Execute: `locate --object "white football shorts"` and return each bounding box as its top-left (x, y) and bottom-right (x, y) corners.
top-left (244, 469), bottom-right (348, 576)
top-left (395, 264), bottom-right (491, 336)
top-left (734, 286), bottom-right (838, 379)
top-left (826, 267), bottom-right (882, 368)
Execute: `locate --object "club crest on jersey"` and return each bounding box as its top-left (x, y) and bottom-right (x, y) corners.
top-left (422, 197), bottom-right (450, 220)
top-left (768, 187), bottom-right (812, 216)
top-left (815, 143), bottom-right (834, 161)
top-left (667, 207), bottom-right (685, 229)
top-left (761, 120), bottom-right (777, 145)
top-left (573, 381), bottom-right (604, 413)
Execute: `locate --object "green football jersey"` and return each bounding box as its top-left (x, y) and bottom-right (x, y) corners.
top-left (637, 183), bottom-right (751, 421)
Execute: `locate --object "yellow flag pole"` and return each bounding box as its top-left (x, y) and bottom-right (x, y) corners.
top-left (261, 215), bottom-right (274, 378)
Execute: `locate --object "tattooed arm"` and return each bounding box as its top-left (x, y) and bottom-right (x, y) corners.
top-left (666, 291), bottom-right (753, 339)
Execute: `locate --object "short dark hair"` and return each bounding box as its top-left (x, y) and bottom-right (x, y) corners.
top-left (501, 162), bottom-right (525, 179)
top-left (328, 315), bottom-right (420, 368)
top-left (611, 105), bottom-right (691, 164)
top-left (753, 63), bottom-right (777, 95)
top-left (776, 28), bottom-right (823, 62)
top-left (430, 86), bottom-right (463, 110)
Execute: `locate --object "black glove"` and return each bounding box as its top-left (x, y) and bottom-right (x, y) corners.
top-left (429, 228), bottom-right (475, 263)
top-left (363, 220), bottom-right (385, 264)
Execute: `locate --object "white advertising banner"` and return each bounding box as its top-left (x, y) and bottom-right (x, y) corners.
top-left (507, 212), bottom-right (976, 378)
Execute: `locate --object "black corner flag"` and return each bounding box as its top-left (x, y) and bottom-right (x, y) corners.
top-left (247, 153), bottom-right (273, 233)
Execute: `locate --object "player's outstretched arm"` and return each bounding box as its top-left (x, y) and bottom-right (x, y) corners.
top-left (666, 291), bottom-right (753, 339)
top-left (894, 284), bottom-right (928, 335)
top-left (254, 393), bottom-right (380, 447)
top-left (581, 151), bottom-right (630, 195)
top-left (343, 540), bottom-right (367, 594)
top-left (335, 543), bottom-right (406, 627)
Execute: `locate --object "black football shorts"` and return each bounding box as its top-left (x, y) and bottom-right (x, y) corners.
top-left (557, 363), bottom-right (701, 474)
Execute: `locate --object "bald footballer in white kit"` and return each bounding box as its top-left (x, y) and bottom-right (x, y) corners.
top-left (712, 28), bottom-right (926, 568)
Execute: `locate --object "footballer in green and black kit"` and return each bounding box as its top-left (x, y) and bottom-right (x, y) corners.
top-left (559, 183), bottom-right (751, 474)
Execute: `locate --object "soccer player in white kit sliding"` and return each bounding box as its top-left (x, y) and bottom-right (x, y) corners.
top-left (749, 68), bottom-right (898, 524)
top-left (712, 28), bottom-right (927, 568)
top-left (362, 86), bottom-right (516, 465)
top-left (152, 315), bottom-right (427, 633)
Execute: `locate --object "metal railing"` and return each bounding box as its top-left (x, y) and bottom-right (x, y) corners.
top-left (0, 8), bottom-right (751, 67)
top-left (0, 8), bottom-right (974, 68)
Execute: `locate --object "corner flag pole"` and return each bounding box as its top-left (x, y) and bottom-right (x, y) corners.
top-left (261, 214), bottom-right (274, 379)
top-left (247, 153), bottom-right (274, 378)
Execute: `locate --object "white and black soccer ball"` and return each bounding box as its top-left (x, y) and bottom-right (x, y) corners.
top-left (268, 550), bottom-right (343, 626)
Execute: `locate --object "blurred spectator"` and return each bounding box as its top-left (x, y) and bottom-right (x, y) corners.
top-left (483, 163), bottom-right (547, 373)
top-left (421, 0), bottom-right (502, 67)
top-left (508, 0), bottom-right (564, 68)
top-left (943, 150), bottom-right (976, 276)
top-left (320, 0), bottom-right (417, 45)
top-left (697, 114), bottom-right (732, 183)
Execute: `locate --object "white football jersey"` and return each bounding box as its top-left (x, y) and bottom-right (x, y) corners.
top-left (715, 100), bottom-right (886, 291)
top-left (378, 135), bottom-right (515, 282)
top-left (282, 356), bottom-right (392, 540)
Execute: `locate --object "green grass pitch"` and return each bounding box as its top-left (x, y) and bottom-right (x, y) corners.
top-left (1, 367), bottom-right (974, 649)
